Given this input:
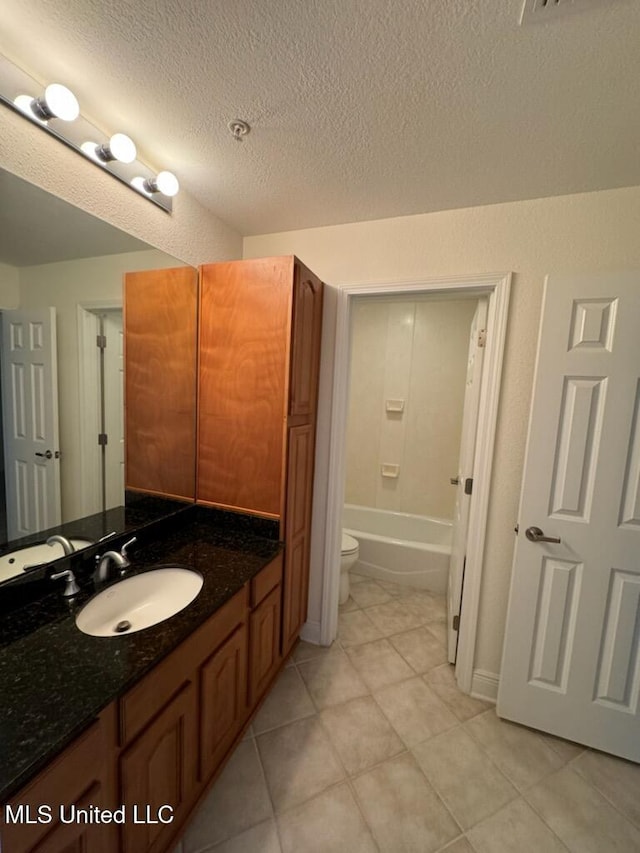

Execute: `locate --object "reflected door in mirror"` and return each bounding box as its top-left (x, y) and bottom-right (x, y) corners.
top-left (1, 307), bottom-right (61, 540)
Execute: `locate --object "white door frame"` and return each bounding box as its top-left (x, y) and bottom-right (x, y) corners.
top-left (319, 272), bottom-right (511, 693)
top-left (77, 300), bottom-right (122, 514)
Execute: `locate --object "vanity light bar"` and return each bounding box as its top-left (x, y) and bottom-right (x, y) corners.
top-left (0, 53), bottom-right (178, 213)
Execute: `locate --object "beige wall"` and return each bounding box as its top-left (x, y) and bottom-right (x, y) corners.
top-left (0, 108), bottom-right (242, 266)
top-left (346, 298), bottom-right (476, 519)
top-left (18, 249), bottom-right (179, 523)
top-left (244, 184), bottom-right (640, 679)
top-left (0, 262), bottom-right (20, 309)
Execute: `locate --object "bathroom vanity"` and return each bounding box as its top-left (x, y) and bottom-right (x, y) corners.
top-left (0, 508), bottom-right (285, 853)
top-left (0, 254), bottom-right (324, 852)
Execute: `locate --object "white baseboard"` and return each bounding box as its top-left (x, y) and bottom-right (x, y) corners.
top-left (300, 620), bottom-right (322, 646)
top-left (471, 669), bottom-right (499, 704)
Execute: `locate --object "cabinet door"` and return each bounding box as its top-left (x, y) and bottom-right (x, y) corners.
top-left (2, 708), bottom-right (117, 853)
top-left (200, 624), bottom-right (248, 782)
top-left (120, 682), bottom-right (198, 853)
top-left (26, 783), bottom-right (113, 853)
top-left (198, 258), bottom-right (291, 517)
top-left (124, 266), bottom-right (198, 501)
top-left (249, 585), bottom-right (282, 705)
top-left (282, 423), bottom-right (315, 654)
top-left (289, 264), bottom-right (323, 419)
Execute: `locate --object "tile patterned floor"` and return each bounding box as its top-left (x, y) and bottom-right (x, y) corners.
top-left (174, 575), bottom-right (640, 853)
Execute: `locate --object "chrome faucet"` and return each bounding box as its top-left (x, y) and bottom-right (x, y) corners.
top-left (50, 568), bottom-right (80, 597)
top-left (94, 537), bottom-right (137, 582)
top-left (47, 534), bottom-right (75, 555)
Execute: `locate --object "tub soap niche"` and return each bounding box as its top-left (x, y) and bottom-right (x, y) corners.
top-left (381, 463), bottom-right (400, 478)
top-left (385, 398), bottom-right (405, 415)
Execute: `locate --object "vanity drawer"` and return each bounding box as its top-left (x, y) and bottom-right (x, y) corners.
top-left (119, 586), bottom-right (248, 746)
top-left (250, 553), bottom-right (283, 608)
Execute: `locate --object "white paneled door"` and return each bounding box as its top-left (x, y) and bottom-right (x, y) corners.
top-left (1, 308), bottom-right (61, 541)
top-left (498, 272), bottom-right (640, 762)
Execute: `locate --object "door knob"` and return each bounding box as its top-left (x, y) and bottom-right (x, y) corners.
top-left (525, 526), bottom-right (561, 544)
top-left (450, 477), bottom-right (460, 485)
top-left (35, 450), bottom-right (53, 460)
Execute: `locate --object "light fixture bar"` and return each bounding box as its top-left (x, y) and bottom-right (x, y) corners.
top-left (0, 53), bottom-right (176, 213)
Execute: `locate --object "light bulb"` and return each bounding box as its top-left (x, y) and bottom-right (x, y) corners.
top-left (14, 94), bottom-right (43, 120)
top-left (81, 140), bottom-right (101, 162)
top-left (32, 84), bottom-right (79, 121)
top-left (155, 171), bottom-right (179, 197)
top-left (107, 133), bottom-right (137, 163)
top-left (93, 133), bottom-right (137, 164)
top-left (131, 176), bottom-right (153, 196)
top-left (142, 171), bottom-right (179, 197)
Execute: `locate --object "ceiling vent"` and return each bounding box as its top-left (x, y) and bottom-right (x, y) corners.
top-left (520, 0), bottom-right (616, 25)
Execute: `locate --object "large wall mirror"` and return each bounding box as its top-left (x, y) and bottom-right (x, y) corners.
top-left (0, 168), bottom-right (197, 584)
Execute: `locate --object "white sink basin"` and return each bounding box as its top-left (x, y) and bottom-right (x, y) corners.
top-left (75, 567), bottom-right (203, 637)
top-left (0, 538), bottom-right (94, 583)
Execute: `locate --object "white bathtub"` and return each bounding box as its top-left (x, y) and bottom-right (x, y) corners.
top-left (343, 504), bottom-right (452, 595)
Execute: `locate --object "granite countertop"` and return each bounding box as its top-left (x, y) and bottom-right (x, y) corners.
top-left (0, 509), bottom-right (281, 802)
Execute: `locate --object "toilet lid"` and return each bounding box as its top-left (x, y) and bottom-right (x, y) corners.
top-left (341, 533), bottom-right (359, 554)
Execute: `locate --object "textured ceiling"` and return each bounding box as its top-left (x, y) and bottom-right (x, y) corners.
top-left (1, 0), bottom-right (639, 236)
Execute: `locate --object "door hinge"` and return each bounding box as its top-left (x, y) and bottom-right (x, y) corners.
top-left (98, 433), bottom-right (108, 446)
top-left (96, 334), bottom-right (107, 349)
top-left (464, 477), bottom-right (473, 496)
top-left (478, 329), bottom-right (486, 348)
top-left (453, 614), bottom-right (460, 631)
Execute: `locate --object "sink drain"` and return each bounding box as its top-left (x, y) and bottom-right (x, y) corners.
top-left (114, 620), bottom-right (132, 633)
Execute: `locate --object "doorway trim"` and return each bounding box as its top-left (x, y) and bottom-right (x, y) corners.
top-left (319, 272), bottom-right (511, 694)
top-left (77, 300), bottom-right (122, 515)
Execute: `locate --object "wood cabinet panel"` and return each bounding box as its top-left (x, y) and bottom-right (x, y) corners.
top-left (250, 552), bottom-right (283, 608)
top-left (282, 535), bottom-right (308, 656)
top-left (249, 585), bottom-right (282, 705)
top-left (285, 424), bottom-right (314, 542)
top-left (198, 258), bottom-right (293, 517)
top-left (200, 625), bottom-right (247, 781)
top-left (2, 706), bottom-right (117, 853)
top-left (289, 263), bottom-right (323, 418)
top-left (282, 424), bottom-right (315, 654)
top-left (27, 782), bottom-right (112, 853)
top-left (124, 267), bottom-right (198, 501)
top-left (120, 682), bottom-right (198, 853)
top-left (119, 588), bottom-right (246, 746)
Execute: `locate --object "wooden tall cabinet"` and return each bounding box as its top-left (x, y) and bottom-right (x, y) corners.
top-left (124, 266), bottom-right (198, 502)
top-left (198, 257), bottom-right (323, 654)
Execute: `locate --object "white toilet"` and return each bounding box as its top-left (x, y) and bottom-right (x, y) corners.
top-left (340, 532), bottom-right (360, 605)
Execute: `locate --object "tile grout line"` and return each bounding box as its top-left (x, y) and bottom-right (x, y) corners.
top-left (461, 711), bottom-right (566, 795)
top-left (564, 751), bottom-right (640, 831)
top-left (311, 705), bottom-right (383, 851)
top-left (524, 760), bottom-right (640, 841)
top-left (407, 734), bottom-right (525, 837)
top-left (516, 770), bottom-right (579, 853)
top-left (434, 833), bottom-right (476, 853)
top-left (251, 726), bottom-right (286, 853)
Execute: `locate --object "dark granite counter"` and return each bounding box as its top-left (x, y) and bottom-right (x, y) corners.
top-left (0, 493), bottom-right (192, 585)
top-left (0, 507), bottom-right (281, 802)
